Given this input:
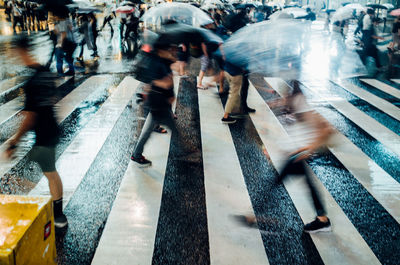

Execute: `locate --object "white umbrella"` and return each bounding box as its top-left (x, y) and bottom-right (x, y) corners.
top-left (141, 3), bottom-right (213, 28)
top-left (269, 11), bottom-right (294, 20)
top-left (283, 7), bottom-right (308, 18)
top-left (345, 3), bottom-right (366, 15)
top-left (331, 6), bottom-right (354, 22)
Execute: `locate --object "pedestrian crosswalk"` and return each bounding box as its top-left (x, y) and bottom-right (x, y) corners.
top-left (0, 72), bottom-right (399, 265)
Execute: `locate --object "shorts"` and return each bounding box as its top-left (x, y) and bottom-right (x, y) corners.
top-left (29, 146), bottom-right (56, 172)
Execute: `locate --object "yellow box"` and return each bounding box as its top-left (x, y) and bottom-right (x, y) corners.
top-left (0, 195), bottom-right (56, 265)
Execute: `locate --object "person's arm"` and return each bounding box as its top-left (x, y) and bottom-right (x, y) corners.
top-left (292, 111), bottom-right (334, 161)
top-left (201, 42), bottom-right (208, 57)
top-left (5, 111), bottom-right (37, 157)
top-left (152, 74), bottom-right (173, 89)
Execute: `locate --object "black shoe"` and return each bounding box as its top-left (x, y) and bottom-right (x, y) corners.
top-left (244, 107), bottom-right (256, 113)
top-left (131, 155), bottom-right (152, 167)
top-left (304, 217), bottom-right (331, 233)
top-left (230, 112), bottom-right (247, 119)
top-left (54, 213), bottom-right (68, 228)
top-left (221, 116), bottom-right (236, 124)
top-left (64, 70), bottom-right (75, 76)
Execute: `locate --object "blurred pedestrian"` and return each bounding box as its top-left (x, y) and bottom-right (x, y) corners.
top-left (54, 8), bottom-right (77, 76)
top-left (5, 35), bottom-right (68, 229)
top-left (388, 17), bottom-right (400, 51)
top-left (11, 0), bottom-right (25, 33)
top-left (362, 10), bottom-right (384, 69)
top-left (131, 42), bottom-right (179, 167)
top-left (276, 80), bottom-right (333, 233)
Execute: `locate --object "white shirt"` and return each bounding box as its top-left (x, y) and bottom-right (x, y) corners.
top-left (363, 15), bottom-right (372, 31)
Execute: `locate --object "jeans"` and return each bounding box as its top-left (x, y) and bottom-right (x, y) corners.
top-left (132, 109), bottom-right (179, 158)
top-left (56, 47), bottom-right (74, 74)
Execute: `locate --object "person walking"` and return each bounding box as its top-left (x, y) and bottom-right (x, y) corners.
top-left (54, 8), bottom-right (77, 76)
top-left (361, 9), bottom-right (384, 69)
top-left (5, 35), bottom-right (68, 228)
top-left (131, 42), bottom-right (179, 167)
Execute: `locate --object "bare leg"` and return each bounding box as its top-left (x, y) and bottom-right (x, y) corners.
top-left (43, 171), bottom-right (63, 201)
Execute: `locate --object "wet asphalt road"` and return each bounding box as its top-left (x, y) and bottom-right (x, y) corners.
top-left (0, 12), bottom-right (400, 265)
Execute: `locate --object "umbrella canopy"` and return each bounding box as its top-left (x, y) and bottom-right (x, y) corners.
top-left (141, 3), bottom-right (213, 28)
top-left (366, 4), bottom-right (387, 9)
top-left (222, 20), bottom-right (366, 79)
top-left (390, 8), bottom-right (400, 16)
top-left (343, 3), bottom-right (366, 15)
top-left (269, 11), bottom-right (294, 20)
top-left (76, 7), bottom-right (101, 14)
top-left (120, 1), bottom-right (135, 6)
top-left (116, 6), bottom-right (134, 13)
top-left (236, 3), bottom-right (257, 9)
top-left (202, 0), bottom-right (223, 6)
top-left (283, 7), bottom-right (308, 18)
top-left (382, 3), bottom-right (394, 10)
top-left (154, 23), bottom-right (223, 49)
top-left (331, 6), bottom-right (355, 22)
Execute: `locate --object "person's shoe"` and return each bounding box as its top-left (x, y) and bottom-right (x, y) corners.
top-left (244, 107), bottom-right (256, 113)
top-left (64, 70), bottom-right (75, 76)
top-left (230, 112), bottom-right (247, 119)
top-left (54, 213), bottom-right (68, 229)
top-left (131, 155), bottom-right (152, 167)
top-left (304, 217), bottom-right (331, 233)
top-left (221, 116), bottom-right (236, 124)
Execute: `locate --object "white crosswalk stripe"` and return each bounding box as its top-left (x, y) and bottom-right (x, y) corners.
top-left (333, 79), bottom-right (400, 122)
top-left (0, 74), bottom-right (399, 265)
top-left (362, 79), bottom-right (400, 100)
top-left (92, 76), bottom-right (180, 265)
top-left (197, 77), bottom-right (269, 265)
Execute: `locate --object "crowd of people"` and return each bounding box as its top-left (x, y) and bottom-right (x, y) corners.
top-left (2, 0), bottom-right (395, 236)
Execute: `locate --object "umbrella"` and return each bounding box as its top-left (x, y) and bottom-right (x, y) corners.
top-left (366, 4), bottom-right (387, 9)
top-left (331, 6), bottom-right (355, 22)
top-left (141, 3), bottom-right (213, 28)
top-left (154, 23), bottom-right (223, 50)
top-left (76, 7), bottom-right (102, 14)
top-left (269, 11), bottom-right (294, 20)
top-left (202, 0), bottom-right (223, 6)
top-left (236, 3), bottom-right (257, 9)
top-left (116, 6), bottom-right (134, 13)
top-left (382, 3), bottom-right (394, 10)
top-left (390, 8), bottom-right (400, 16)
top-left (283, 7), bottom-right (308, 18)
top-left (120, 1), bottom-right (135, 6)
top-left (344, 3), bottom-right (366, 15)
top-left (222, 20), bottom-right (366, 79)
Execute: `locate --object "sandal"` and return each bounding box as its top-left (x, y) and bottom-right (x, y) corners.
top-left (197, 84), bottom-right (207, 90)
top-left (153, 125), bottom-right (167, 134)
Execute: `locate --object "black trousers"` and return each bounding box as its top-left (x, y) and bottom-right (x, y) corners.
top-left (240, 73), bottom-right (249, 110)
top-left (277, 158), bottom-right (326, 217)
top-left (363, 45), bottom-right (381, 68)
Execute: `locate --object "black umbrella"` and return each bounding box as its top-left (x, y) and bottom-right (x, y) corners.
top-left (236, 3), bottom-right (257, 9)
top-left (367, 4), bottom-right (387, 9)
top-left (154, 23), bottom-right (222, 52)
